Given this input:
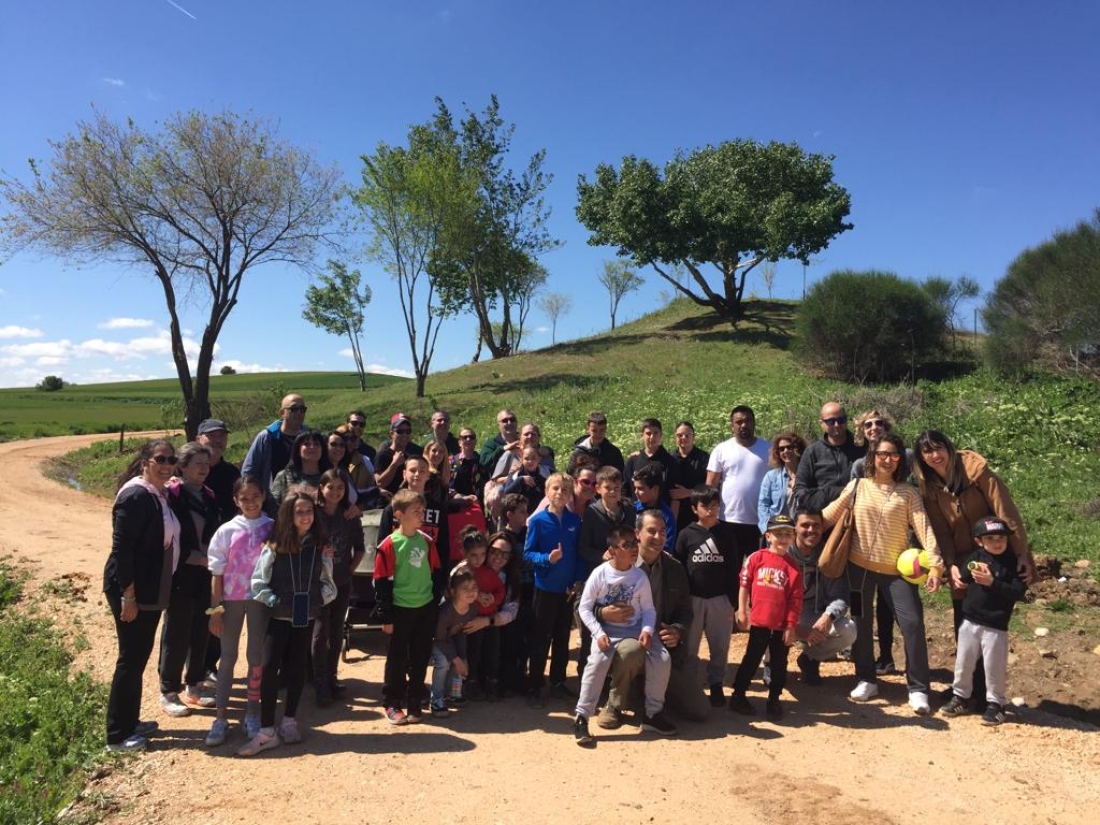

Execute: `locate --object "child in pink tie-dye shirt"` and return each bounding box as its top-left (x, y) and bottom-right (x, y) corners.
top-left (203, 476), bottom-right (273, 747)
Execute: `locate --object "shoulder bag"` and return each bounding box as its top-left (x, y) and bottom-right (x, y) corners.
top-left (819, 480), bottom-right (859, 578)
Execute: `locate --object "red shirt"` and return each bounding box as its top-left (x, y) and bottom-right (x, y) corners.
top-left (740, 549), bottom-right (803, 631)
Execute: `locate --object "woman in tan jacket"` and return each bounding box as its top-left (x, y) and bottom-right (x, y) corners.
top-left (823, 432), bottom-right (943, 715)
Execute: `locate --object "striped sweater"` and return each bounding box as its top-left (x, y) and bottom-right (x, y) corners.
top-left (823, 479), bottom-right (943, 576)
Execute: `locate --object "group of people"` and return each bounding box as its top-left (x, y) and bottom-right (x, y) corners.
top-left (102, 394), bottom-right (1035, 754)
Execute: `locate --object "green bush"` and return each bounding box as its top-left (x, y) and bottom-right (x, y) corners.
top-left (0, 561), bottom-right (107, 824)
top-left (795, 269), bottom-right (949, 382)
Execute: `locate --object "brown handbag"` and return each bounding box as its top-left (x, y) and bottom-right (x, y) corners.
top-left (819, 480), bottom-right (859, 578)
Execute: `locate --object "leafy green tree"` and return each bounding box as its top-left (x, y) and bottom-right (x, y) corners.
top-left (539, 292), bottom-right (572, 346)
top-left (795, 270), bottom-right (948, 383)
top-left (597, 260), bottom-right (644, 329)
top-left (218, 365), bottom-right (237, 375)
top-left (576, 140), bottom-right (853, 323)
top-left (0, 109), bottom-right (342, 438)
top-left (302, 260), bottom-right (373, 390)
top-left (35, 375), bottom-right (65, 391)
top-left (355, 125), bottom-right (467, 397)
top-left (427, 96), bottom-right (559, 358)
top-left (983, 210), bottom-right (1100, 376)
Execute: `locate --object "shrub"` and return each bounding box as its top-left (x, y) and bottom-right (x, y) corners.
top-left (795, 269), bottom-right (949, 382)
top-left (35, 375), bottom-right (65, 392)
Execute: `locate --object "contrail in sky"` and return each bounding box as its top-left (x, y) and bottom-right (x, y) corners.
top-left (166, 0), bottom-right (197, 19)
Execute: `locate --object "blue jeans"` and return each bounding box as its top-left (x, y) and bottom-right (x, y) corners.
top-left (430, 644), bottom-right (452, 706)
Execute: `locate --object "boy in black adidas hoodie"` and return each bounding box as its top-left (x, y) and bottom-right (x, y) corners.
top-left (673, 485), bottom-right (740, 707)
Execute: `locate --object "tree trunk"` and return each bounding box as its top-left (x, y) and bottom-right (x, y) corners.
top-left (415, 370), bottom-right (427, 398)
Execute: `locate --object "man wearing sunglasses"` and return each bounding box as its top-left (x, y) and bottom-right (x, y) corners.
top-left (375, 412), bottom-right (424, 497)
top-left (479, 409), bottom-right (521, 471)
top-left (345, 410), bottom-right (376, 464)
top-left (791, 401), bottom-right (862, 513)
top-left (241, 393), bottom-right (308, 492)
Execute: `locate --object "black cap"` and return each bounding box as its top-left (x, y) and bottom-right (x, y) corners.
top-left (972, 516), bottom-right (1012, 538)
top-left (197, 419), bottom-right (230, 435)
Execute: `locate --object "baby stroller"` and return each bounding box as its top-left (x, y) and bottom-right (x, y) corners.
top-left (342, 508), bottom-right (385, 661)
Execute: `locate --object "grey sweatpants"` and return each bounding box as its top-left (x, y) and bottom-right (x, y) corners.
top-left (576, 634), bottom-right (670, 719)
top-left (685, 594), bottom-right (734, 686)
top-left (953, 618), bottom-right (1008, 706)
top-left (215, 599), bottom-right (270, 714)
top-left (797, 615), bottom-right (858, 662)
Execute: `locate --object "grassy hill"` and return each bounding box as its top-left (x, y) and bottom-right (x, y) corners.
top-left (26, 298), bottom-right (1100, 567)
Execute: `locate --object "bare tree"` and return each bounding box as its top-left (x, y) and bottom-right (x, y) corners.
top-left (539, 292), bottom-right (572, 345)
top-left (0, 109), bottom-right (342, 438)
top-left (759, 262), bottom-right (777, 299)
top-left (597, 260), bottom-right (644, 329)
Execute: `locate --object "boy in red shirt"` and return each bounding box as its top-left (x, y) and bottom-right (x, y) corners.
top-left (729, 515), bottom-right (803, 720)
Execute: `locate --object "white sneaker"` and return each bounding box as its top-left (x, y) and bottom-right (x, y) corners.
top-left (909, 691), bottom-right (931, 715)
top-left (762, 665), bottom-right (772, 687)
top-left (849, 681), bottom-right (879, 702)
top-left (160, 692), bottom-right (191, 718)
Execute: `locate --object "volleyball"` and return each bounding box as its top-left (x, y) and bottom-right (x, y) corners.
top-left (896, 548), bottom-right (931, 584)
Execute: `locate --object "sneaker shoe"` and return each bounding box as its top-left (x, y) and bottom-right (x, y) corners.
top-left (182, 687), bottom-right (216, 709)
top-left (278, 716), bottom-right (302, 744)
top-left (406, 705), bottom-right (424, 725)
top-left (941, 695), bottom-right (969, 718)
top-left (596, 705), bottom-right (623, 729)
top-left (765, 699), bottom-right (783, 721)
top-left (160, 692), bottom-right (191, 718)
top-left (329, 677), bottom-right (347, 698)
top-left (981, 702), bottom-right (1005, 726)
top-left (797, 652), bottom-right (822, 686)
top-left (242, 714), bottom-right (261, 739)
top-left (237, 728), bottom-right (280, 757)
top-left (574, 714), bottom-right (596, 747)
top-left (430, 702), bottom-right (449, 719)
top-left (549, 681), bottom-right (577, 701)
top-left (849, 681), bottom-right (879, 702)
top-left (728, 694), bottom-right (756, 715)
top-left (133, 720), bottom-right (159, 738)
top-left (106, 734), bottom-right (147, 753)
top-left (205, 718), bottom-right (230, 747)
top-left (384, 706), bottom-right (408, 725)
top-left (909, 691), bottom-right (931, 716)
top-left (762, 665), bottom-right (772, 686)
top-left (709, 683), bottom-right (725, 707)
top-left (875, 659), bottom-right (898, 675)
top-left (641, 711), bottom-right (678, 736)
top-left (837, 646), bottom-right (852, 661)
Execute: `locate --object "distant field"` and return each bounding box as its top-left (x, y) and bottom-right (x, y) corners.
top-left (0, 371), bottom-right (408, 441)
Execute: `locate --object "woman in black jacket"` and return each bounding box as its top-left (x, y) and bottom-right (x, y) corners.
top-left (103, 439), bottom-right (181, 752)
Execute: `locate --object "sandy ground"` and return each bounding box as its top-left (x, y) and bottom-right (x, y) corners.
top-left (1, 433), bottom-right (1097, 825)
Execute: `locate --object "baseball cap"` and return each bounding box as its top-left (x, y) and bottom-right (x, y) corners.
top-left (390, 412), bottom-right (411, 430)
top-left (197, 419), bottom-right (230, 435)
top-left (766, 514), bottom-right (796, 533)
top-left (973, 516), bottom-right (1012, 538)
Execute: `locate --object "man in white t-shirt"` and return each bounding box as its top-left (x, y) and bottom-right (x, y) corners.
top-left (705, 405), bottom-right (771, 555)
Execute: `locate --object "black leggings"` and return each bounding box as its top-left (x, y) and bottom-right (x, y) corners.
top-left (529, 588), bottom-right (573, 689)
top-left (260, 618), bottom-right (312, 728)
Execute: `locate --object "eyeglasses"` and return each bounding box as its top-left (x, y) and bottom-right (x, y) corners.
top-left (821, 416), bottom-right (847, 426)
top-left (777, 445), bottom-right (797, 453)
top-left (863, 419), bottom-right (887, 429)
top-left (348, 419), bottom-right (365, 428)
top-left (920, 445), bottom-right (946, 455)
top-left (149, 454), bottom-right (178, 465)
top-left (499, 416), bottom-right (517, 425)
top-left (874, 451), bottom-right (902, 460)
top-left (284, 405), bottom-right (307, 414)
top-left (394, 428), bottom-right (412, 436)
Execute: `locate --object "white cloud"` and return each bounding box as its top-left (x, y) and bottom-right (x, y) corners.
top-left (364, 363), bottom-right (414, 379)
top-left (0, 356), bottom-right (25, 368)
top-left (535, 326), bottom-right (550, 333)
top-left (0, 325), bottom-right (44, 339)
top-left (35, 356), bottom-right (66, 366)
top-left (102, 77), bottom-right (125, 87)
top-left (1, 339), bottom-right (72, 358)
top-left (215, 359), bottom-right (287, 374)
top-left (98, 317), bottom-right (155, 330)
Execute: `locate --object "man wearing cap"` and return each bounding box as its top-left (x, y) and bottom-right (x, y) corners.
top-left (479, 408), bottom-right (520, 471)
top-left (374, 413), bottom-right (423, 497)
top-left (570, 411), bottom-right (625, 473)
top-left (792, 401), bottom-right (863, 513)
top-left (425, 410), bottom-right (460, 455)
top-left (241, 393), bottom-right (307, 492)
top-left (785, 507), bottom-right (857, 685)
top-left (196, 419), bottom-right (241, 525)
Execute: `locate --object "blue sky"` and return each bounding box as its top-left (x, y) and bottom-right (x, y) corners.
top-left (1, 1), bottom-right (1097, 388)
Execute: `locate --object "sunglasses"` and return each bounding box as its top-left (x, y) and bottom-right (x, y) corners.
top-left (577, 478), bottom-right (596, 487)
top-left (874, 451), bottom-right (902, 460)
top-left (460, 434), bottom-right (476, 441)
top-left (394, 428), bottom-right (412, 435)
top-left (348, 419), bottom-right (365, 427)
top-left (499, 416), bottom-right (517, 424)
top-left (285, 405), bottom-right (308, 414)
top-left (149, 454), bottom-right (178, 465)
top-left (822, 416), bottom-right (847, 426)
top-left (777, 444), bottom-right (798, 453)
top-left (863, 419), bottom-right (887, 429)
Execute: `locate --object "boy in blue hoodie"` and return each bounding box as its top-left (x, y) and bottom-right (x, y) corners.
top-left (524, 472), bottom-right (582, 707)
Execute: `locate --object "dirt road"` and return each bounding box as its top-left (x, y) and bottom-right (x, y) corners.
top-left (2, 434), bottom-right (1097, 825)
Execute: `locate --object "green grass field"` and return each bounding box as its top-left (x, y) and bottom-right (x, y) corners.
top-left (18, 298), bottom-right (1100, 567)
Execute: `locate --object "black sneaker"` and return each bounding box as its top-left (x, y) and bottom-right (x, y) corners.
top-left (708, 683), bottom-right (725, 707)
top-left (574, 714), bottom-right (596, 747)
top-left (765, 699), bottom-right (783, 721)
top-left (875, 659), bottom-right (897, 675)
top-left (981, 702), bottom-right (1005, 727)
top-left (797, 652), bottom-right (822, 686)
top-left (641, 711), bottom-right (678, 736)
top-left (728, 694), bottom-right (756, 716)
top-left (941, 695), bottom-right (969, 717)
